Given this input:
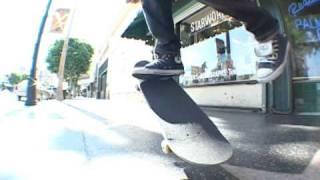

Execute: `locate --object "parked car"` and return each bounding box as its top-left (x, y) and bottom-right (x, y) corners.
top-left (15, 80), bottom-right (50, 101)
top-left (46, 86), bottom-right (57, 99)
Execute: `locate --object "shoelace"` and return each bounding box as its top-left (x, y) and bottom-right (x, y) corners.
top-left (151, 58), bottom-right (167, 65)
top-left (149, 61), bottom-right (173, 70)
top-left (266, 40), bottom-right (279, 61)
top-left (149, 54), bottom-right (181, 69)
top-left (154, 53), bottom-right (176, 61)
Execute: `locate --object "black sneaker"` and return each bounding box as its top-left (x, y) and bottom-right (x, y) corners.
top-left (133, 53), bottom-right (184, 76)
top-left (255, 33), bottom-right (290, 83)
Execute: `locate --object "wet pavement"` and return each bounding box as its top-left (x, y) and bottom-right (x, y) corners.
top-left (0, 96), bottom-right (319, 180)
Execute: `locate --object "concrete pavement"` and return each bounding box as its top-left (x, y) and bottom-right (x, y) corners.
top-left (64, 99), bottom-right (320, 180)
top-left (0, 95), bottom-right (319, 180)
top-left (0, 97), bottom-right (186, 180)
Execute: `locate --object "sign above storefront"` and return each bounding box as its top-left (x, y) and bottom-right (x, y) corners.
top-left (288, 0), bottom-right (320, 17)
top-left (190, 9), bottom-right (231, 33)
top-left (287, 0), bottom-right (320, 42)
top-left (180, 6), bottom-right (242, 47)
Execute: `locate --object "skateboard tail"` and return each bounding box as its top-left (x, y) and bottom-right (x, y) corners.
top-left (169, 139), bottom-right (233, 165)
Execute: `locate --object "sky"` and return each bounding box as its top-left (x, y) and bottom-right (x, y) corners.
top-left (0, 0), bottom-right (127, 77)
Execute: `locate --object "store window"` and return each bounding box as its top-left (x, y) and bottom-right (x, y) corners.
top-left (178, 7), bottom-right (260, 87)
top-left (276, 0), bottom-right (320, 79)
top-left (275, 0), bottom-right (320, 113)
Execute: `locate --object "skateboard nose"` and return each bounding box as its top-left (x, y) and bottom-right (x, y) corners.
top-left (169, 138), bottom-right (233, 165)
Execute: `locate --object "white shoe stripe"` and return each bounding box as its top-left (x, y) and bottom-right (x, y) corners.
top-left (133, 67), bottom-right (184, 76)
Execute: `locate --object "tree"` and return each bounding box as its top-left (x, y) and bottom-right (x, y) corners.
top-left (46, 38), bottom-right (94, 92)
top-left (7, 73), bottom-right (28, 85)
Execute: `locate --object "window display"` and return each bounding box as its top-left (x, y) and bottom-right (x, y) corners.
top-left (276, 0), bottom-right (320, 79)
top-left (179, 7), bottom-right (259, 86)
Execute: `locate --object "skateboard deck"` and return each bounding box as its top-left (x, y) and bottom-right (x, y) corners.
top-left (133, 61), bottom-right (233, 165)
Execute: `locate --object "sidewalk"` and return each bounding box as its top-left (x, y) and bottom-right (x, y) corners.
top-left (0, 99), bottom-right (185, 180)
top-left (0, 98), bottom-right (319, 180)
top-left (63, 99), bottom-right (320, 180)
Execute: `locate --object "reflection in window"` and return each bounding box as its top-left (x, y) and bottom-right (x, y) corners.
top-left (179, 7), bottom-right (259, 87)
top-left (276, 0), bottom-right (320, 79)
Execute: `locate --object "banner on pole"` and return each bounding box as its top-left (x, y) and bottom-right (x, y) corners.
top-left (50, 8), bottom-right (70, 33)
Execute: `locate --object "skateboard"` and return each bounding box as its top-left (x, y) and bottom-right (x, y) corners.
top-left (132, 60), bottom-right (233, 165)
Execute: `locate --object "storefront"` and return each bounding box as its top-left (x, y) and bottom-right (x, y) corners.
top-left (121, 0), bottom-right (320, 114)
top-left (177, 6), bottom-right (257, 87)
top-left (177, 5), bottom-right (266, 110)
top-left (275, 0), bottom-right (320, 114)
top-left (97, 60), bottom-right (108, 99)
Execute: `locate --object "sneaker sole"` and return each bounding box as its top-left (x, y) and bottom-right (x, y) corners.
top-left (133, 68), bottom-right (185, 76)
top-left (257, 42), bottom-right (291, 83)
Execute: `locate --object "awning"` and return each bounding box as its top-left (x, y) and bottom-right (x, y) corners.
top-left (121, 11), bottom-right (152, 43)
top-left (121, 0), bottom-right (194, 43)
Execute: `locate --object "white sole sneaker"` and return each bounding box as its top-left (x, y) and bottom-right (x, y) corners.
top-left (133, 67), bottom-right (185, 76)
top-left (257, 42), bottom-right (291, 83)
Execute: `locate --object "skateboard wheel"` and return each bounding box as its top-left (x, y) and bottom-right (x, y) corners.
top-left (161, 140), bottom-right (172, 154)
top-left (135, 83), bottom-right (141, 92)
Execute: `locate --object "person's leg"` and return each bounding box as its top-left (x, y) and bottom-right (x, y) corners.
top-left (133, 0), bottom-right (184, 76)
top-left (198, 0), bottom-right (278, 42)
top-left (135, 0), bottom-right (290, 82)
top-left (142, 0), bottom-right (180, 54)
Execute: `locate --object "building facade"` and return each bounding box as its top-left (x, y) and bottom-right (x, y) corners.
top-left (98, 0), bottom-right (319, 115)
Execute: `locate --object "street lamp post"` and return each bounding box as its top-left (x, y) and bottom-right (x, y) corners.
top-left (25, 0), bottom-right (53, 106)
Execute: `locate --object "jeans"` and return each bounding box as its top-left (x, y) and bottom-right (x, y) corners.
top-left (142, 0), bottom-right (279, 55)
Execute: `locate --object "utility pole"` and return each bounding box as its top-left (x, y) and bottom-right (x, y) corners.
top-left (56, 34), bottom-right (70, 101)
top-left (56, 2), bottom-right (77, 101)
top-left (25, 0), bottom-right (53, 106)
